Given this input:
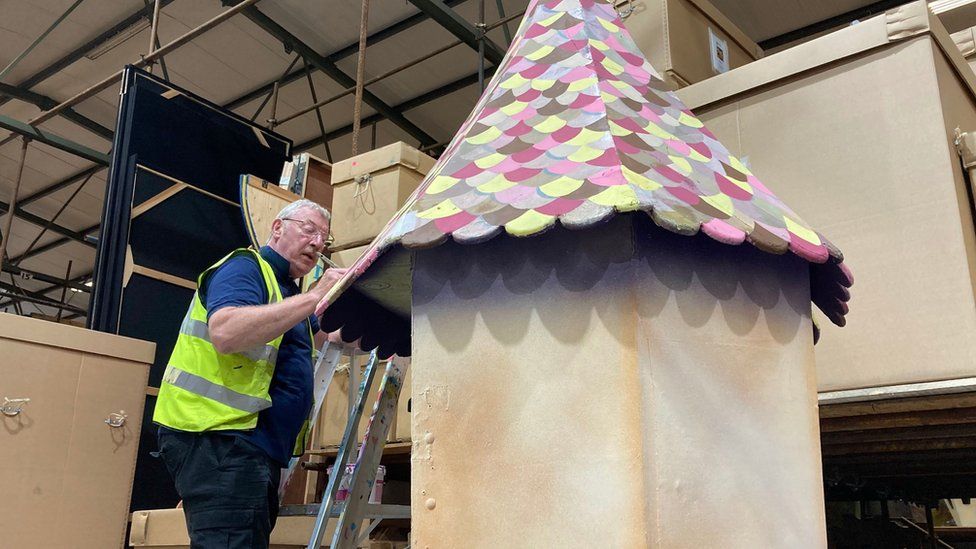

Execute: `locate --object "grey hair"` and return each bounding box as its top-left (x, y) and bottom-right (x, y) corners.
top-left (276, 198), bottom-right (331, 222)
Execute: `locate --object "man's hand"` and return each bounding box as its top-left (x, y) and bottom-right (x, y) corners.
top-left (309, 268), bottom-right (347, 300)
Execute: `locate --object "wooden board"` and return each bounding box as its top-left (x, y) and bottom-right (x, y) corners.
top-left (240, 174), bottom-right (300, 248)
top-left (304, 154), bottom-right (333, 211)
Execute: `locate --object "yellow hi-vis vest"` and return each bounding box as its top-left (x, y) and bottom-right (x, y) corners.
top-left (153, 248), bottom-right (314, 457)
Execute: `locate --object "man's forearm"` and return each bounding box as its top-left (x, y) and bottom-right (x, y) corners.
top-left (208, 292), bottom-right (318, 354)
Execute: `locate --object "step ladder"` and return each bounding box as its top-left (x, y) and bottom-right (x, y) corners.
top-left (282, 341), bottom-right (410, 548)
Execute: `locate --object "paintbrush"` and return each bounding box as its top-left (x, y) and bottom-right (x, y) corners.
top-left (317, 252), bottom-right (340, 269)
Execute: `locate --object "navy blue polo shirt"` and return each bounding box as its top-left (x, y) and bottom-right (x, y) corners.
top-left (194, 246), bottom-right (318, 466)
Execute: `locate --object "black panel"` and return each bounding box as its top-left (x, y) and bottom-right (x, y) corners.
top-left (124, 73), bottom-right (288, 202)
top-left (91, 66), bottom-right (290, 333)
top-left (132, 168), bottom-right (177, 208)
top-left (129, 189), bottom-right (248, 282)
top-left (119, 274), bottom-right (194, 386)
top-left (91, 66), bottom-right (292, 513)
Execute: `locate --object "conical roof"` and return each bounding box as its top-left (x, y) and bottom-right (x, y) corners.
top-left (319, 0), bottom-right (852, 354)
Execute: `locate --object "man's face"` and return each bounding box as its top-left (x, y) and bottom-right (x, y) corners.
top-left (269, 207), bottom-right (330, 278)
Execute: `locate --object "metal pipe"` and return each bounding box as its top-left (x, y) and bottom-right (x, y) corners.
top-left (14, 171), bottom-right (95, 266)
top-left (56, 260), bottom-right (73, 321)
top-left (147, 0), bottom-right (162, 58)
top-left (0, 289), bottom-right (86, 315)
top-left (277, 36), bottom-right (464, 126)
top-left (494, 0), bottom-right (512, 43)
top-left (28, 0), bottom-right (263, 127)
top-left (302, 57), bottom-right (333, 162)
top-left (478, 0), bottom-right (486, 92)
top-left (0, 0), bottom-right (87, 82)
top-left (351, 0), bottom-right (371, 156)
top-left (268, 81), bottom-right (280, 129)
top-left (486, 9), bottom-right (525, 32)
top-left (5, 275), bottom-right (23, 315)
top-left (250, 55), bottom-right (300, 123)
top-left (0, 139), bottom-right (30, 264)
top-left (281, 9), bottom-right (522, 129)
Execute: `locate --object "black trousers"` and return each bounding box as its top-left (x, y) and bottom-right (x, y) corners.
top-left (158, 430), bottom-right (281, 549)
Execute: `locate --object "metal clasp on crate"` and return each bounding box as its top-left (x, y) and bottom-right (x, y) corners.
top-left (1, 397), bottom-right (30, 417)
top-left (104, 410), bottom-right (127, 428)
top-left (954, 128), bottom-right (976, 169)
top-left (353, 173), bottom-right (372, 198)
top-left (614, 0), bottom-right (637, 19)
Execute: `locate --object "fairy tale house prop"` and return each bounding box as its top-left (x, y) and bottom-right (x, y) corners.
top-left (319, 0), bottom-right (853, 545)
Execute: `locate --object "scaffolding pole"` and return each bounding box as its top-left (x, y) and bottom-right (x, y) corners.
top-left (14, 171), bottom-right (95, 267)
top-left (0, 0), bottom-right (87, 82)
top-left (301, 57), bottom-right (333, 162)
top-left (0, 138), bottom-right (30, 265)
top-left (276, 8), bottom-right (522, 128)
top-left (276, 37), bottom-right (464, 126)
top-left (250, 55), bottom-right (300, 123)
top-left (28, 0), bottom-right (263, 127)
top-left (147, 0), bottom-right (162, 58)
top-left (351, 0), bottom-right (371, 156)
top-left (56, 260), bottom-right (73, 322)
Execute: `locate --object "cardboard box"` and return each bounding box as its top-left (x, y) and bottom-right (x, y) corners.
top-left (952, 25), bottom-right (976, 74)
top-left (676, 1), bottom-right (976, 391)
top-left (330, 244), bottom-right (369, 268)
top-left (315, 356), bottom-right (383, 448)
top-left (330, 142), bottom-right (435, 249)
top-left (129, 508), bottom-right (360, 548)
top-left (0, 313), bottom-right (154, 549)
top-left (620, 0), bottom-right (762, 89)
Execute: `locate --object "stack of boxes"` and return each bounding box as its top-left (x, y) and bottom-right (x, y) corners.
top-left (314, 142), bottom-right (435, 449)
top-left (620, 0), bottom-right (762, 89)
top-left (328, 142), bottom-right (436, 267)
top-left (953, 24), bottom-right (976, 73)
top-left (675, 0), bottom-right (976, 391)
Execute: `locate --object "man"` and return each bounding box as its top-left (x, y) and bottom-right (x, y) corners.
top-left (153, 198), bottom-right (347, 548)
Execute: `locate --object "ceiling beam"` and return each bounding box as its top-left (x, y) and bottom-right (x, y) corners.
top-left (241, 5), bottom-right (437, 146)
top-left (224, 0), bottom-right (467, 112)
top-left (0, 271), bottom-right (91, 311)
top-left (294, 66), bottom-right (495, 153)
top-left (0, 282), bottom-right (87, 315)
top-left (0, 195), bottom-right (95, 249)
top-left (0, 83), bottom-right (114, 141)
top-left (0, 0), bottom-right (178, 109)
top-left (1, 262), bottom-right (90, 292)
top-left (0, 115), bottom-right (110, 165)
top-left (15, 165), bottom-right (105, 208)
top-left (758, 0), bottom-right (908, 50)
top-left (8, 222), bottom-right (98, 265)
top-left (4, 0), bottom-right (480, 271)
top-left (406, 0), bottom-right (506, 66)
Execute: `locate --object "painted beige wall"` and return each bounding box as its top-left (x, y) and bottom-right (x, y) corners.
top-left (410, 216), bottom-right (824, 547)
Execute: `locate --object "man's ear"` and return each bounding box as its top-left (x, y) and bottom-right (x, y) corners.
top-left (270, 219), bottom-right (283, 241)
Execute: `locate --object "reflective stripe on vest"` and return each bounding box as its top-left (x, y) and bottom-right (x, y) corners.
top-left (179, 314), bottom-right (278, 365)
top-left (162, 365), bottom-right (272, 413)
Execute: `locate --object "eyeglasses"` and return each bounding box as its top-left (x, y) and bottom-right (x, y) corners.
top-left (281, 218), bottom-right (333, 246)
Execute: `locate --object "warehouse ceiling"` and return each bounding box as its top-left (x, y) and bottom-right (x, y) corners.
top-left (0, 0), bottom-right (972, 321)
